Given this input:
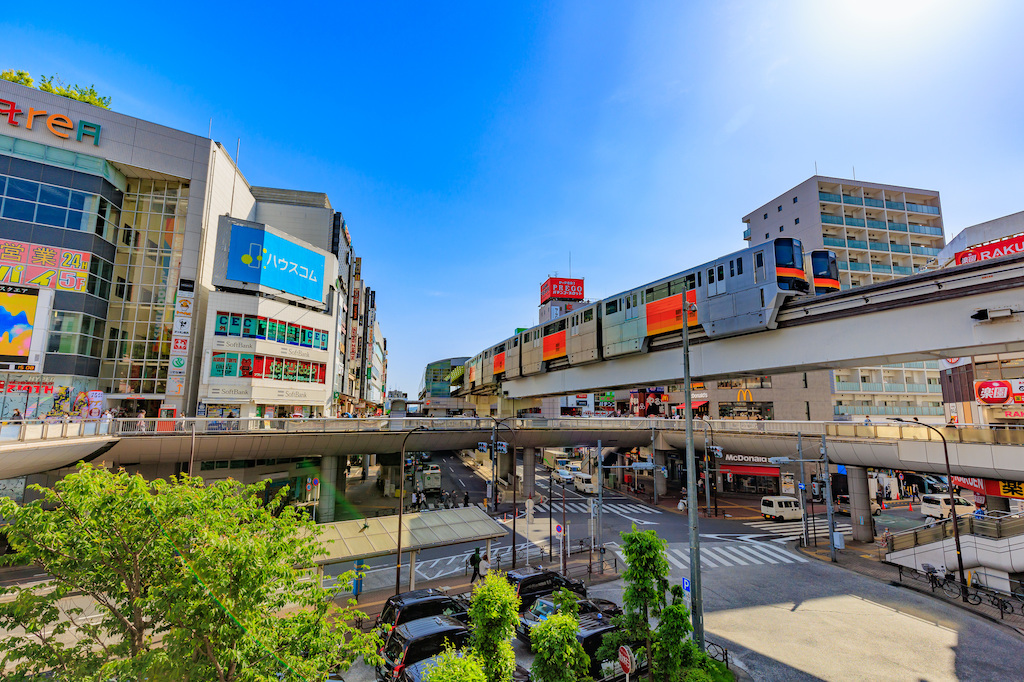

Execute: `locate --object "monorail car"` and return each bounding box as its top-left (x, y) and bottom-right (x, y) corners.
top-left (809, 249), bottom-right (840, 294)
top-left (460, 237), bottom-right (814, 392)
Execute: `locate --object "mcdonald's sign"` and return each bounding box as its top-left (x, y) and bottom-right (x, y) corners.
top-left (737, 389), bottom-right (753, 402)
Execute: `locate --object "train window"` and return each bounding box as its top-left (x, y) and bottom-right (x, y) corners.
top-left (513, 337), bottom-right (518, 347)
top-left (717, 265), bottom-right (725, 281)
top-left (496, 344), bottom-right (505, 353)
top-left (707, 268), bottom-right (715, 284)
top-left (606, 300), bottom-right (618, 315)
top-left (736, 257), bottom-right (743, 275)
top-left (669, 278), bottom-right (685, 295)
top-left (756, 252), bottom-right (763, 268)
top-left (697, 271), bottom-right (701, 287)
top-left (646, 282), bottom-right (669, 303)
top-left (760, 288), bottom-right (765, 307)
top-left (583, 309), bottom-right (594, 323)
top-left (625, 296), bottom-right (631, 310)
top-left (729, 260), bottom-right (735, 277)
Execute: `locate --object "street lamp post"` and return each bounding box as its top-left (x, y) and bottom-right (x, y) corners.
top-left (892, 418), bottom-right (967, 601)
top-left (696, 418), bottom-right (714, 517)
top-left (769, 442), bottom-right (838, 562)
top-left (682, 301), bottom-right (705, 650)
top-left (395, 425), bottom-right (427, 595)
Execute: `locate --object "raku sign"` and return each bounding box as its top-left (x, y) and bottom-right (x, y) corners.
top-left (0, 99), bottom-right (101, 145)
top-left (226, 224), bottom-right (325, 303)
top-left (956, 233), bottom-right (1024, 265)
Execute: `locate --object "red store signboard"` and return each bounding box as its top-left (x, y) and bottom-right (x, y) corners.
top-left (540, 277), bottom-right (584, 304)
top-left (956, 233), bottom-right (1024, 265)
top-left (974, 379), bottom-right (1024, 405)
top-left (0, 381), bottom-right (54, 394)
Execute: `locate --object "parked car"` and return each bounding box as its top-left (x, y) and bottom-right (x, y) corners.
top-left (375, 589), bottom-right (469, 634)
top-left (504, 567), bottom-right (586, 612)
top-left (400, 653), bottom-right (531, 681)
top-left (835, 494), bottom-right (881, 516)
top-left (417, 452), bottom-right (432, 462)
top-left (376, 615), bottom-right (471, 681)
top-left (516, 596), bottom-right (621, 649)
top-left (576, 614), bottom-right (648, 680)
top-left (760, 495), bottom-right (803, 521)
top-left (554, 469), bottom-right (574, 485)
top-left (920, 494), bottom-right (974, 520)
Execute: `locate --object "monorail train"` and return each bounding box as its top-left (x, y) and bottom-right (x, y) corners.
top-left (462, 238), bottom-right (838, 394)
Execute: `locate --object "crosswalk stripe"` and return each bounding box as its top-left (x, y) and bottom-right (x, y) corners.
top-left (670, 548), bottom-right (691, 566)
top-left (751, 542), bottom-right (806, 563)
top-left (699, 548), bottom-right (725, 568)
top-left (665, 551), bottom-right (688, 570)
top-left (714, 545), bottom-right (752, 566)
top-left (730, 544), bottom-right (780, 564)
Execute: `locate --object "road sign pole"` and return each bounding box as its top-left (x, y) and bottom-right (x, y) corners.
top-left (799, 433), bottom-right (808, 547)
top-left (683, 303), bottom-right (705, 651)
top-left (597, 439), bottom-right (603, 555)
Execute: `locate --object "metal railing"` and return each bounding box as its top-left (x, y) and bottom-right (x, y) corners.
top-left (881, 510), bottom-right (1024, 554)
top-left (894, 564), bottom-right (1024, 624)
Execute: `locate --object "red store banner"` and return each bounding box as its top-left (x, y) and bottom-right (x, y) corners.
top-left (0, 381), bottom-right (54, 394)
top-left (956, 233), bottom-right (1024, 265)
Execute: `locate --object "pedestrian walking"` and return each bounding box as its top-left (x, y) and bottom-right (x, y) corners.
top-left (464, 491), bottom-right (470, 507)
top-left (10, 409), bottom-right (22, 423)
top-left (137, 410), bottom-right (146, 432)
top-left (911, 484), bottom-right (920, 502)
top-left (479, 553), bottom-right (490, 579)
top-left (469, 548), bottom-right (482, 583)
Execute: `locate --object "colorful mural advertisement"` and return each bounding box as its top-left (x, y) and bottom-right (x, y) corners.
top-left (0, 287), bottom-right (37, 363)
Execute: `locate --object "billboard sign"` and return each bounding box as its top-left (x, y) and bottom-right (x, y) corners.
top-left (540, 277), bottom-right (584, 304)
top-left (0, 242), bottom-right (89, 292)
top-left (974, 379), bottom-right (1024, 405)
top-left (956, 233), bottom-right (1024, 265)
top-left (0, 287), bottom-right (38, 363)
top-left (226, 224), bottom-right (326, 303)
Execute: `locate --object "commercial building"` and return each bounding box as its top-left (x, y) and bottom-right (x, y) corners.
top-left (0, 79), bottom-right (386, 424)
top-left (742, 176), bottom-right (947, 422)
top-left (417, 357), bottom-right (475, 416)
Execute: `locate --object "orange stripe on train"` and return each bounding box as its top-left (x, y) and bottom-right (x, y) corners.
top-left (542, 330), bottom-right (567, 361)
top-left (776, 266), bottom-right (806, 279)
top-left (813, 277), bottom-right (840, 289)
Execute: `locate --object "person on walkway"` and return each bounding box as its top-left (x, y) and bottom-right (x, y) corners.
top-left (464, 491), bottom-right (470, 507)
top-left (137, 410), bottom-right (146, 432)
top-left (911, 483), bottom-right (920, 502)
top-left (469, 548), bottom-right (482, 583)
top-left (10, 409), bottom-right (22, 423)
top-left (479, 553), bottom-right (490, 580)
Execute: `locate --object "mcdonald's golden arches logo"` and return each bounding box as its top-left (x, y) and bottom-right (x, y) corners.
top-left (737, 389), bottom-right (752, 402)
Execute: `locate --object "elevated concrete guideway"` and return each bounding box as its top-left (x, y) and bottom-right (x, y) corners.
top-left (500, 252), bottom-right (1024, 398)
top-left (5, 417), bottom-right (1024, 483)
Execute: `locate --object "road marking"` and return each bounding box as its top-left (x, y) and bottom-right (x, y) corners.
top-left (457, 479), bottom-right (466, 488)
top-left (612, 541), bottom-right (808, 571)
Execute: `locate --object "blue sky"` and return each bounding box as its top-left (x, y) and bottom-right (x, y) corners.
top-left (4, 1), bottom-right (1024, 394)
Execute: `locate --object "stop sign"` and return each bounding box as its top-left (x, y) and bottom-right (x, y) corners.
top-left (618, 645), bottom-right (635, 674)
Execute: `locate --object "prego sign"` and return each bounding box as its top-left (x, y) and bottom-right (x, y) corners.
top-left (540, 277), bottom-right (584, 304)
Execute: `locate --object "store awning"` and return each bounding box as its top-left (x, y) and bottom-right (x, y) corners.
top-left (720, 464), bottom-right (779, 478)
top-left (674, 401), bottom-right (708, 410)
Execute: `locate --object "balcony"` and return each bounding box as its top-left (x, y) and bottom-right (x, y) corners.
top-left (871, 263), bottom-right (892, 273)
top-left (847, 239), bottom-right (868, 249)
top-left (909, 223), bottom-right (943, 237)
top-left (845, 261), bottom-right (870, 272)
top-left (834, 405), bottom-right (946, 416)
top-left (864, 197), bottom-right (884, 208)
top-left (911, 245), bottom-right (941, 256)
top-left (883, 383), bottom-right (906, 392)
top-left (743, 227), bottom-right (751, 240)
top-left (906, 202), bottom-right (940, 215)
top-left (819, 191), bottom-right (842, 203)
top-left (885, 200), bottom-right (906, 211)
top-left (845, 217), bottom-right (866, 227)
top-left (888, 222), bottom-right (908, 232)
top-left (892, 265), bottom-right (913, 275)
top-left (821, 213), bottom-right (844, 225)
top-left (889, 243), bottom-right (910, 253)
top-left (928, 384), bottom-right (943, 393)
top-left (835, 381), bottom-right (864, 391)
top-left (905, 383), bottom-right (927, 392)
top-left (823, 236), bottom-right (846, 248)
top-left (842, 195), bottom-right (863, 206)
top-left (866, 219), bottom-right (887, 229)
top-left (869, 241), bottom-right (889, 252)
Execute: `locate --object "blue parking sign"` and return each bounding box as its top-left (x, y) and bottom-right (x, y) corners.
top-left (682, 577), bottom-right (691, 593)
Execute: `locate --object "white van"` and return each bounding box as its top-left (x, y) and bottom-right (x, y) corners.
top-left (761, 496), bottom-right (803, 521)
top-left (920, 494), bottom-right (974, 520)
top-left (574, 472), bottom-right (597, 494)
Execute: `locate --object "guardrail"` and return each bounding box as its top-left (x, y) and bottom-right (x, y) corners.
top-left (4, 416), bottom-right (1024, 448)
top-left (881, 510), bottom-right (1024, 554)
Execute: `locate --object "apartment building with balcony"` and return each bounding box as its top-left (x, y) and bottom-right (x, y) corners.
top-left (742, 176), bottom-right (946, 421)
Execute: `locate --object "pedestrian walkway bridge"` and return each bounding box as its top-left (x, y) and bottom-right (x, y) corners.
top-left (3, 417), bottom-right (1024, 484)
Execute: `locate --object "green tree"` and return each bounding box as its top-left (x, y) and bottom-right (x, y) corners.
top-left (422, 648), bottom-right (488, 682)
top-left (467, 571), bottom-right (520, 682)
top-left (597, 525), bottom-right (669, 682)
top-left (0, 69), bottom-right (111, 108)
top-left (551, 586), bottom-right (580, 618)
top-left (529, 612), bottom-right (590, 682)
top-left (0, 69), bottom-right (33, 87)
top-left (0, 464), bottom-right (379, 681)
top-left (652, 584), bottom-right (695, 681)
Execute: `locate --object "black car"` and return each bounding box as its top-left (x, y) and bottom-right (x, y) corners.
top-left (516, 596), bottom-right (622, 649)
top-left (576, 614), bottom-right (648, 680)
top-left (376, 615), bottom-right (471, 681)
top-left (399, 652), bottom-right (531, 681)
top-left (375, 589), bottom-right (469, 634)
top-left (504, 567), bottom-right (586, 612)
top-left (418, 452), bottom-right (432, 462)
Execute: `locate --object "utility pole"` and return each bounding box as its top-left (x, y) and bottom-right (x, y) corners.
top-left (596, 439), bottom-right (603, 554)
top-left (683, 302), bottom-right (705, 650)
top-left (702, 421), bottom-right (712, 516)
top-left (490, 420), bottom-right (498, 510)
top-left (822, 435), bottom-right (837, 563)
top-left (549, 468), bottom-right (553, 560)
top-left (798, 434), bottom-right (808, 547)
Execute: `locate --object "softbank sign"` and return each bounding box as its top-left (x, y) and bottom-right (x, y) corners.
top-left (955, 233), bottom-right (1024, 265)
top-left (0, 99), bottom-right (101, 145)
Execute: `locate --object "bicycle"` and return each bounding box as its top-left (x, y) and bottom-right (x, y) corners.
top-left (964, 586), bottom-right (1015, 614)
top-left (918, 564), bottom-right (961, 599)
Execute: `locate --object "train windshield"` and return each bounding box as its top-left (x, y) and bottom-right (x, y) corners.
top-left (811, 250), bottom-right (839, 280)
top-left (774, 239), bottom-right (803, 270)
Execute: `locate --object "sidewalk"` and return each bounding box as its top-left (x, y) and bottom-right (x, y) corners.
top-left (613, 485), bottom-right (765, 520)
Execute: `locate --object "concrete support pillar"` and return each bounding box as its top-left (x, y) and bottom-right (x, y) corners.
top-left (318, 455), bottom-right (338, 524)
top-left (409, 550), bottom-right (417, 590)
top-left (362, 453), bottom-right (371, 481)
top-left (523, 447), bottom-right (537, 499)
top-left (653, 450), bottom-right (668, 496)
top-left (847, 465), bottom-right (875, 542)
top-left (986, 496), bottom-right (1011, 513)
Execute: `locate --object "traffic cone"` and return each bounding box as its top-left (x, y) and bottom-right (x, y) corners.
top-left (908, 501), bottom-right (914, 512)
top-left (881, 500), bottom-right (887, 510)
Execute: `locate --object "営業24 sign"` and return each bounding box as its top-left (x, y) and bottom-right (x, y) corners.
top-left (226, 224), bottom-right (325, 303)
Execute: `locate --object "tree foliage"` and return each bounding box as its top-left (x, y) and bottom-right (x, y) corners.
top-left (652, 585), bottom-right (696, 681)
top-left (422, 648), bottom-right (488, 682)
top-left (0, 464), bottom-right (379, 681)
top-left (529, 612), bottom-right (590, 682)
top-left (551, 587), bottom-right (580, 618)
top-left (467, 571), bottom-right (520, 682)
top-left (1, 69), bottom-right (111, 108)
